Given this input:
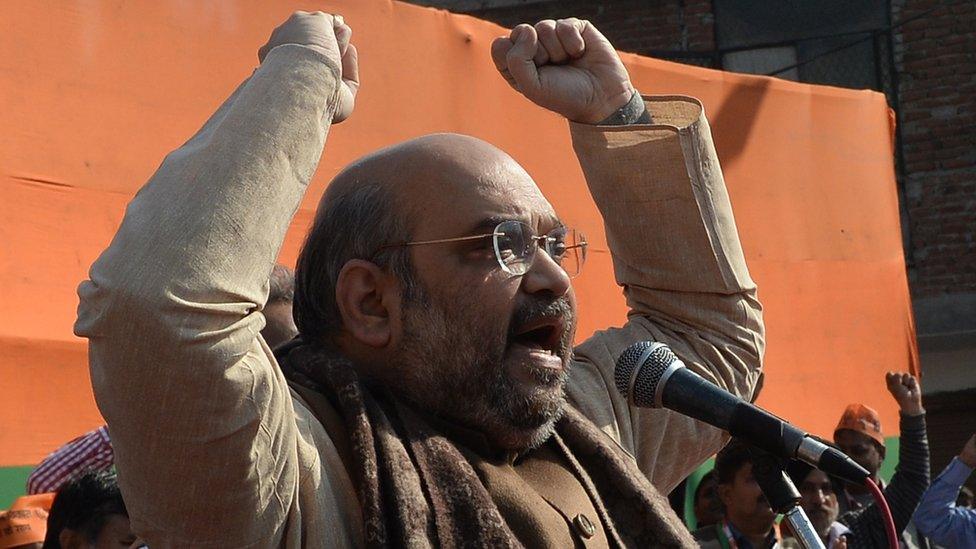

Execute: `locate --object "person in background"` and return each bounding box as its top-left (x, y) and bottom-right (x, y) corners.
top-left (262, 264), bottom-right (298, 349)
top-left (913, 433), bottom-right (976, 548)
top-left (694, 470), bottom-right (724, 529)
top-left (790, 464), bottom-right (849, 548)
top-left (832, 372), bottom-right (931, 548)
top-left (42, 470), bottom-right (135, 549)
top-left (27, 428), bottom-right (113, 496)
top-left (0, 494), bottom-right (54, 549)
top-left (694, 439), bottom-right (781, 549)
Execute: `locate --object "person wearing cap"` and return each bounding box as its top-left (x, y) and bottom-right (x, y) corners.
top-left (912, 433), bottom-right (976, 548)
top-left (832, 372), bottom-right (931, 548)
top-left (0, 493), bottom-right (53, 549)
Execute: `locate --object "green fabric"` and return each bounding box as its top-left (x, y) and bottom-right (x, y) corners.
top-left (0, 465), bottom-right (31, 508)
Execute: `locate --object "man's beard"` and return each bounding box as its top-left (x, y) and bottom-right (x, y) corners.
top-left (392, 283), bottom-right (575, 451)
top-left (806, 507), bottom-right (835, 537)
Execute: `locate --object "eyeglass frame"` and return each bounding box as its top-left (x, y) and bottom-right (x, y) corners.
top-left (373, 219), bottom-right (588, 278)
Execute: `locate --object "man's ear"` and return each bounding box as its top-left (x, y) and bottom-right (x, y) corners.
top-left (335, 259), bottom-right (397, 348)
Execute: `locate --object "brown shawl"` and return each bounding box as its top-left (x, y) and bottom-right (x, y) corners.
top-left (275, 338), bottom-right (695, 548)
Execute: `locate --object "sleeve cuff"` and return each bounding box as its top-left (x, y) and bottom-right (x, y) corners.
top-left (944, 457), bottom-right (975, 485)
top-left (899, 411), bottom-right (927, 431)
top-left (570, 95), bottom-right (704, 133)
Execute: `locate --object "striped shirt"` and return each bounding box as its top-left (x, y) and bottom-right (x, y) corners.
top-left (26, 425), bottom-right (114, 494)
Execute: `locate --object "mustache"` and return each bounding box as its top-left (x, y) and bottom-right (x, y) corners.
top-left (509, 295), bottom-right (574, 337)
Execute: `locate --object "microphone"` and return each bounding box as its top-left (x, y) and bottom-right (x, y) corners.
top-left (614, 341), bottom-right (869, 484)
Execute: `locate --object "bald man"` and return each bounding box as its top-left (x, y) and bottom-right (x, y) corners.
top-left (76, 12), bottom-right (763, 547)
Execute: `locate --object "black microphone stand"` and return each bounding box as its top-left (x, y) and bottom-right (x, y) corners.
top-left (748, 447), bottom-right (825, 549)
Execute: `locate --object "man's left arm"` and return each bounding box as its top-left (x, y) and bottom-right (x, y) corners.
top-left (879, 373), bottom-right (931, 534)
top-left (491, 19), bottom-right (762, 492)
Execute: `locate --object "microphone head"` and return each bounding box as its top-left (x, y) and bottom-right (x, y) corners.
top-left (614, 341), bottom-right (681, 407)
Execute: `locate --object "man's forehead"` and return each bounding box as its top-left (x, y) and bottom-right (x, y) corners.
top-left (386, 134), bottom-right (558, 232)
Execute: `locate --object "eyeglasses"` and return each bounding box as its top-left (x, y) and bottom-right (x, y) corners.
top-left (377, 220), bottom-right (587, 277)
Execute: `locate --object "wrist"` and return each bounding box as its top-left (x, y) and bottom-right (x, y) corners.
top-left (900, 405), bottom-right (925, 417)
top-left (593, 89), bottom-right (651, 126)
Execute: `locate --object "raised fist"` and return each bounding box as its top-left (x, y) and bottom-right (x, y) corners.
top-left (885, 372), bottom-right (924, 416)
top-left (491, 18), bottom-right (635, 124)
top-left (258, 11), bottom-right (359, 123)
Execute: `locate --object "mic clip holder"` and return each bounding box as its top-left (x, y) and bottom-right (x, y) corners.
top-left (748, 446), bottom-right (826, 549)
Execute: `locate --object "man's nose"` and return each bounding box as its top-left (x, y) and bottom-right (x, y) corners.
top-left (810, 488), bottom-right (827, 505)
top-left (521, 246), bottom-right (571, 296)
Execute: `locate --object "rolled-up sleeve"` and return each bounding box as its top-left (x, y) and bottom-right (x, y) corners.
top-left (74, 45), bottom-right (340, 546)
top-left (566, 96), bottom-right (764, 493)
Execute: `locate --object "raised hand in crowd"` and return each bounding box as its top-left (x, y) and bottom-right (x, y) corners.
top-left (258, 11), bottom-right (359, 123)
top-left (884, 371), bottom-right (924, 416)
top-left (490, 18), bottom-right (637, 123)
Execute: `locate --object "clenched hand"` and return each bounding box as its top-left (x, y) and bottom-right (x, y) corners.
top-left (885, 371), bottom-right (924, 416)
top-left (491, 19), bottom-right (635, 124)
top-left (258, 11), bottom-right (359, 123)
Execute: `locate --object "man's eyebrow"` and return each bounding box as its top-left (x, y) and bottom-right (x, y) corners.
top-left (464, 215), bottom-right (565, 235)
top-left (465, 216), bottom-right (509, 235)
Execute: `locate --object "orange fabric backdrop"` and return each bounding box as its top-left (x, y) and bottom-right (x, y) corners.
top-left (0, 0), bottom-right (917, 466)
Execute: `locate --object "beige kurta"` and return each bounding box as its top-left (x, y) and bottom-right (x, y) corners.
top-left (75, 44), bottom-right (763, 548)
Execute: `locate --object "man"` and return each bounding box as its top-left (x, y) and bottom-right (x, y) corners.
top-left (913, 434), bottom-right (976, 547)
top-left (794, 467), bottom-right (849, 548)
top-left (694, 470), bottom-right (724, 529)
top-left (75, 11), bottom-right (762, 546)
top-left (832, 372), bottom-right (931, 548)
top-left (693, 440), bottom-right (781, 549)
top-left (262, 264), bottom-right (299, 349)
top-left (42, 470), bottom-right (136, 549)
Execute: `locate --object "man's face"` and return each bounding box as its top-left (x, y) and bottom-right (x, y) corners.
top-left (694, 474), bottom-right (723, 528)
top-left (718, 463), bottom-right (775, 530)
top-left (799, 469), bottom-right (840, 538)
top-left (262, 299), bottom-right (298, 350)
top-left (834, 430), bottom-right (883, 477)
top-left (58, 513), bottom-right (135, 548)
top-left (388, 135), bottom-right (577, 450)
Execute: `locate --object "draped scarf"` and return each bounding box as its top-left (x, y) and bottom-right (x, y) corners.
top-left (275, 338), bottom-right (696, 548)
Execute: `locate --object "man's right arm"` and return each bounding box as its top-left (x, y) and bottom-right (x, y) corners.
top-left (74, 13), bottom-right (353, 546)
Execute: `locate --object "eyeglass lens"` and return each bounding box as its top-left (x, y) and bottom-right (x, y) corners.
top-left (492, 220), bottom-right (586, 277)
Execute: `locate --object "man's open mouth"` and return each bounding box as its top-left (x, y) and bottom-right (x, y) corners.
top-left (511, 315), bottom-right (565, 356)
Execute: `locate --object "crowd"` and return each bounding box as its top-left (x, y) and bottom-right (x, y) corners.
top-left (1, 10), bottom-right (973, 549)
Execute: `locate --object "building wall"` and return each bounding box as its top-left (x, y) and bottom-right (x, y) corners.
top-left (464, 0), bottom-right (716, 64)
top-left (893, 0), bottom-right (976, 300)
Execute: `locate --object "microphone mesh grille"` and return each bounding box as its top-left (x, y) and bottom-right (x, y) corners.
top-left (631, 345), bottom-right (676, 407)
top-left (613, 342), bottom-right (679, 408)
top-left (614, 341), bottom-right (651, 397)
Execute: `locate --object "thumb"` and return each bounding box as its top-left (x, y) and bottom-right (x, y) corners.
top-left (505, 24), bottom-right (541, 96)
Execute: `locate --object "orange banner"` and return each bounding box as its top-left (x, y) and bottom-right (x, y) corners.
top-left (0, 0), bottom-right (916, 466)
